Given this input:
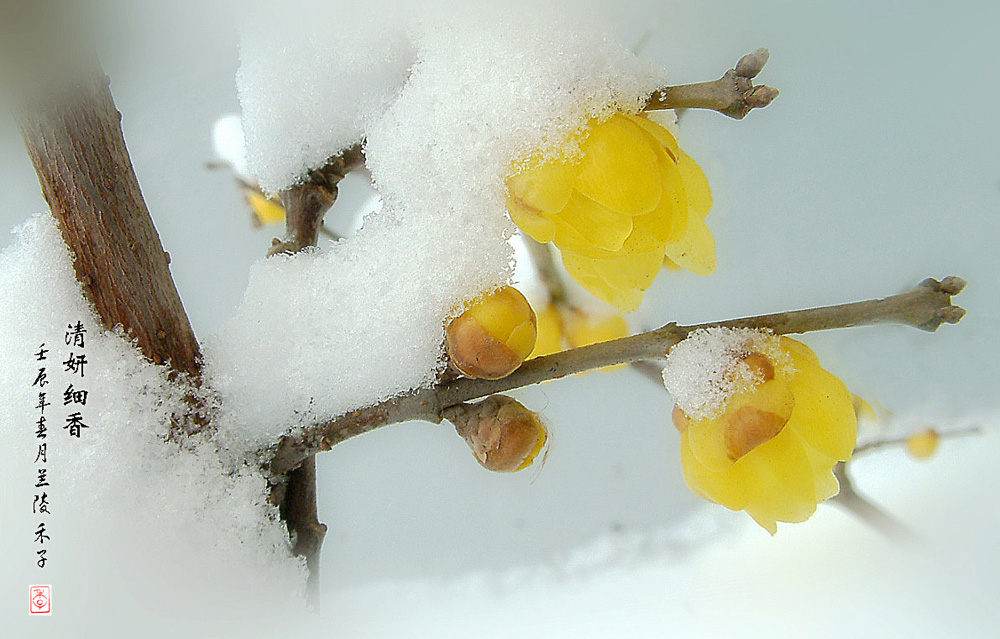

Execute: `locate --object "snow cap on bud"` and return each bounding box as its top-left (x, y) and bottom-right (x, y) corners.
top-left (446, 286), bottom-right (537, 379)
top-left (447, 395), bottom-right (548, 473)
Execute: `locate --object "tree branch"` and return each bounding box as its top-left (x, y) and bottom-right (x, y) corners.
top-left (854, 425), bottom-right (983, 457)
top-left (265, 147), bottom-right (366, 607)
top-left (269, 276), bottom-right (966, 475)
top-left (268, 144), bottom-right (365, 255)
top-left (645, 48), bottom-right (779, 119)
top-left (5, 2), bottom-right (203, 400)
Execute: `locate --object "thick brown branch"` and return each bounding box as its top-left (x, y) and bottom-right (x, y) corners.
top-left (9, 44), bottom-right (202, 383)
top-left (645, 48), bottom-right (779, 119)
top-left (269, 276), bottom-right (966, 475)
top-left (268, 145), bottom-right (365, 255)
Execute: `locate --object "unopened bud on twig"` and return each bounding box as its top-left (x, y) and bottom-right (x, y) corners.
top-left (735, 47), bottom-right (770, 79)
top-left (744, 85), bottom-right (779, 109)
top-left (446, 286), bottom-right (537, 379)
top-left (446, 395), bottom-right (548, 473)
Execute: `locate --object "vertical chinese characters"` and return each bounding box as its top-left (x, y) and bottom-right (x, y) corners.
top-left (30, 344), bottom-right (49, 569)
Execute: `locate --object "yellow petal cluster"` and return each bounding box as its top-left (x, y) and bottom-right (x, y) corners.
top-left (507, 113), bottom-right (715, 313)
top-left (675, 337), bottom-right (857, 533)
top-left (446, 286), bottom-right (537, 379)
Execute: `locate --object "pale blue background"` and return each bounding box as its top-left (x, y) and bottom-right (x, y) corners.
top-left (1, 1), bottom-right (997, 635)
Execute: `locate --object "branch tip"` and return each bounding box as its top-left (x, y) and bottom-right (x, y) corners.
top-left (940, 306), bottom-right (967, 324)
top-left (938, 276), bottom-right (968, 295)
top-left (745, 85), bottom-right (779, 109)
top-left (735, 47), bottom-right (770, 79)
top-left (644, 48), bottom-right (778, 118)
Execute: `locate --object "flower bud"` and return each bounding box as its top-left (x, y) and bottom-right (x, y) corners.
top-left (446, 286), bottom-right (537, 379)
top-left (906, 428), bottom-right (940, 460)
top-left (447, 395), bottom-right (548, 473)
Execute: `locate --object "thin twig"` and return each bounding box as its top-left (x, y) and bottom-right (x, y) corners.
top-left (831, 463), bottom-right (917, 542)
top-left (524, 237), bottom-right (567, 305)
top-left (854, 425), bottom-right (984, 457)
top-left (266, 147), bottom-right (365, 608)
top-left (268, 144), bottom-right (364, 255)
top-left (269, 276), bottom-right (966, 476)
top-left (645, 48), bottom-right (779, 119)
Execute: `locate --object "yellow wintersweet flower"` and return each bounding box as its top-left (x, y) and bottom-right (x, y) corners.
top-left (507, 112), bottom-right (715, 313)
top-left (674, 337), bottom-right (857, 533)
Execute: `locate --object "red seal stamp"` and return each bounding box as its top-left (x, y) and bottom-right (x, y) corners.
top-left (29, 585), bottom-right (51, 615)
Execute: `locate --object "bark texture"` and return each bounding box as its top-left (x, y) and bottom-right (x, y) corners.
top-left (15, 73), bottom-right (202, 380)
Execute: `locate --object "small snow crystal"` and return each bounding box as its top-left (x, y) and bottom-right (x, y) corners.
top-left (661, 328), bottom-right (791, 420)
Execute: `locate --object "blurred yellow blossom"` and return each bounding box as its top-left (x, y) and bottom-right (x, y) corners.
top-left (906, 428), bottom-right (940, 460)
top-left (507, 112), bottom-right (715, 313)
top-left (245, 188), bottom-right (286, 226)
top-left (673, 336), bottom-right (857, 533)
top-left (527, 302), bottom-right (629, 371)
top-left (529, 303), bottom-right (564, 359)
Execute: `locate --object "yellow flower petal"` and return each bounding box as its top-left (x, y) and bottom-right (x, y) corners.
top-left (680, 430), bottom-right (748, 511)
top-left (663, 213), bottom-right (716, 276)
top-left (507, 158), bottom-right (578, 215)
top-left (574, 115), bottom-right (661, 216)
top-left (561, 250), bottom-right (645, 313)
top-left (589, 251), bottom-right (663, 298)
top-left (784, 340), bottom-right (857, 462)
top-left (739, 428), bottom-right (819, 532)
top-left (555, 191), bottom-right (634, 252)
top-left (677, 150), bottom-right (713, 220)
top-left (563, 311), bottom-right (628, 349)
top-left (685, 416), bottom-right (733, 472)
top-left (622, 113), bottom-right (681, 160)
top-left (507, 196), bottom-right (558, 243)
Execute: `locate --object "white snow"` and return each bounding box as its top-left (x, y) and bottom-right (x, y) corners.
top-left (0, 215), bottom-right (307, 628)
top-left (209, 0), bottom-right (667, 452)
top-left (236, 1), bottom-right (415, 196)
top-left (661, 327), bottom-right (791, 420)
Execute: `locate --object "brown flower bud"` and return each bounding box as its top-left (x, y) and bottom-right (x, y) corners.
top-left (446, 395), bottom-right (548, 473)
